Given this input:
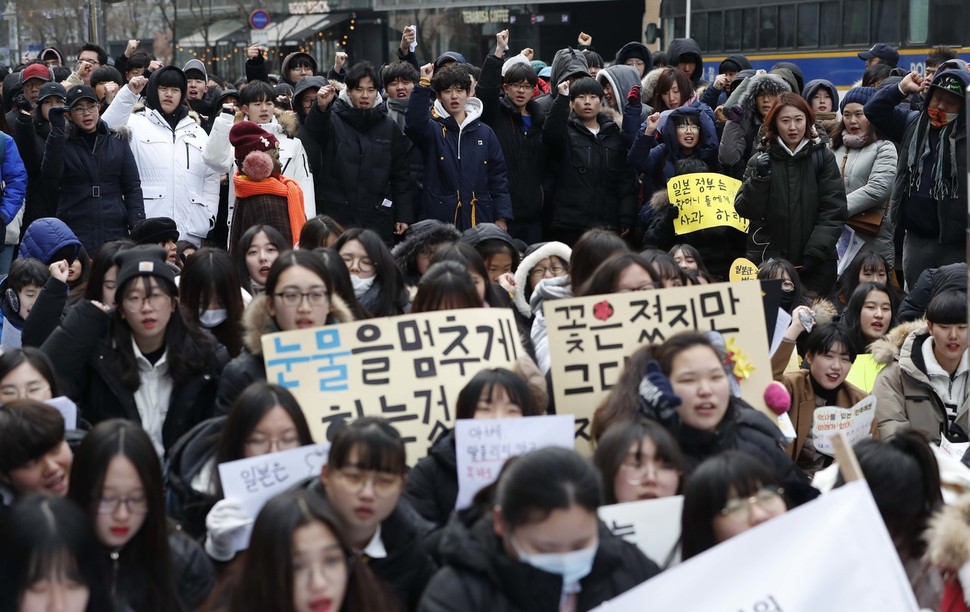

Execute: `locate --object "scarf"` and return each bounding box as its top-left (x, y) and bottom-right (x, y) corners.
top-left (905, 110), bottom-right (960, 201)
top-left (232, 172), bottom-right (306, 243)
top-left (841, 131), bottom-right (870, 149)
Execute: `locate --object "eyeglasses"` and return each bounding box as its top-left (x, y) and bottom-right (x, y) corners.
top-left (619, 459), bottom-right (680, 486)
top-left (780, 280), bottom-right (795, 292)
top-left (70, 104), bottom-right (98, 116)
top-left (97, 494), bottom-right (149, 515)
top-left (0, 384), bottom-right (51, 402)
top-left (332, 468), bottom-right (402, 497)
top-left (244, 434), bottom-right (301, 454)
top-left (293, 552), bottom-right (351, 586)
top-left (122, 292), bottom-right (171, 312)
top-left (506, 82), bottom-right (533, 92)
top-left (340, 255), bottom-right (374, 273)
top-left (530, 265), bottom-right (566, 278)
top-left (77, 57), bottom-right (100, 66)
top-left (675, 123), bottom-right (700, 132)
top-left (719, 486), bottom-right (785, 521)
top-left (273, 290), bottom-right (329, 308)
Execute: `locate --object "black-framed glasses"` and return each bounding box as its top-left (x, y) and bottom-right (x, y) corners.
top-left (274, 291), bottom-right (329, 307)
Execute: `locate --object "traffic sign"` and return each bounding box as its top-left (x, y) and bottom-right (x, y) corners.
top-left (250, 9), bottom-right (271, 30)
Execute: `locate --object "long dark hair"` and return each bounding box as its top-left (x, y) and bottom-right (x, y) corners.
top-left (412, 261), bottom-right (481, 313)
top-left (299, 215), bottom-right (345, 250)
top-left (757, 258), bottom-right (809, 313)
top-left (179, 247), bottom-right (246, 357)
top-left (108, 274), bottom-right (218, 392)
top-left (577, 252), bottom-right (659, 296)
top-left (0, 347), bottom-right (60, 397)
top-left (83, 240), bottom-right (133, 304)
top-left (454, 368), bottom-right (542, 420)
top-left (430, 242), bottom-right (507, 307)
top-left (67, 420), bottom-right (182, 612)
top-left (570, 229), bottom-right (629, 291)
top-left (680, 451), bottom-right (784, 560)
top-left (313, 247), bottom-right (370, 320)
top-left (334, 228), bottom-right (408, 317)
top-left (593, 418), bottom-right (684, 504)
top-left (226, 489), bottom-right (394, 611)
top-left (831, 251), bottom-right (897, 307)
top-left (651, 67), bottom-right (694, 111)
top-left (842, 282), bottom-right (897, 354)
top-left (213, 382), bottom-right (314, 497)
top-left (328, 417), bottom-right (407, 475)
top-left (0, 494), bottom-right (115, 612)
top-left (234, 224), bottom-right (287, 295)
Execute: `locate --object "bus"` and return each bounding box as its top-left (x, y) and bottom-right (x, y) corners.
top-left (654, 0), bottom-right (970, 87)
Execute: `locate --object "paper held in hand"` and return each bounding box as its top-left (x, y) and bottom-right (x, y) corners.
top-left (454, 415), bottom-right (574, 510)
top-left (217, 443), bottom-right (330, 552)
top-left (811, 396), bottom-right (876, 457)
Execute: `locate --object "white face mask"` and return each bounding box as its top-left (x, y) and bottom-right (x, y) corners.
top-left (350, 274), bottom-right (375, 298)
top-left (511, 538), bottom-right (598, 588)
top-left (198, 308), bottom-right (228, 328)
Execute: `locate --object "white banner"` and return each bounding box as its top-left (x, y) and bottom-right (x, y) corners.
top-left (593, 481), bottom-right (918, 611)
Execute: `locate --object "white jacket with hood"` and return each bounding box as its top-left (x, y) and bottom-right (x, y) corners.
top-left (102, 67), bottom-right (221, 246)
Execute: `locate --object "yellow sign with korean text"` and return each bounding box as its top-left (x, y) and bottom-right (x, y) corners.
top-left (668, 173), bottom-right (748, 235)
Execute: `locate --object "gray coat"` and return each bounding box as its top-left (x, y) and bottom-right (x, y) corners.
top-left (831, 137), bottom-right (897, 264)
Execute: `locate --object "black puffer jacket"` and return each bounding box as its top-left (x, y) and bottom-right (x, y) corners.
top-left (542, 95), bottom-right (636, 232)
top-left (305, 88), bottom-right (415, 244)
top-left (898, 263), bottom-right (968, 322)
top-left (40, 301), bottom-right (228, 455)
top-left (41, 120), bottom-right (145, 256)
top-left (734, 137), bottom-right (847, 293)
top-left (403, 430), bottom-right (457, 558)
top-left (12, 110), bottom-right (59, 230)
top-left (478, 54), bottom-right (548, 225)
top-left (417, 509), bottom-right (660, 612)
top-left (165, 416), bottom-right (223, 540)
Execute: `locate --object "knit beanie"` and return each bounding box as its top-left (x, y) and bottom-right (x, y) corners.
top-left (839, 86), bottom-right (877, 112)
top-left (229, 121), bottom-right (279, 180)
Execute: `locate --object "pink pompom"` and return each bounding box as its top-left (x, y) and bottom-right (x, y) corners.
top-left (763, 381), bottom-right (791, 416)
top-left (242, 151), bottom-right (274, 181)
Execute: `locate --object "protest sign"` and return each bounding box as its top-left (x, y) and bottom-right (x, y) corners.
top-left (598, 496), bottom-right (683, 567)
top-left (593, 481), bottom-right (918, 611)
top-left (455, 415), bottom-right (574, 509)
top-left (47, 396), bottom-right (77, 430)
top-left (261, 308), bottom-right (522, 463)
top-left (545, 282), bottom-right (772, 447)
top-left (218, 443), bottom-right (330, 551)
top-left (667, 173), bottom-right (747, 235)
top-left (812, 396), bottom-right (876, 456)
top-left (728, 257), bottom-right (759, 281)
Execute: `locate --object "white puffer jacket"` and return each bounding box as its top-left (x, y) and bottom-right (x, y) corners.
top-left (102, 84), bottom-right (221, 246)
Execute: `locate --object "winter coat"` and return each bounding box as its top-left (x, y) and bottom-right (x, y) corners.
top-left (164, 416), bottom-right (224, 540)
top-left (0, 132), bottom-right (27, 229)
top-left (700, 55), bottom-right (752, 109)
top-left (642, 186), bottom-right (746, 281)
top-left (925, 493), bottom-right (970, 612)
top-left (13, 111), bottom-right (58, 229)
top-left (305, 88), bottom-right (415, 243)
top-left (215, 293), bottom-right (354, 415)
top-left (403, 429), bottom-right (458, 560)
top-left (532, 48), bottom-right (590, 118)
top-left (293, 75), bottom-right (329, 178)
top-left (734, 137), bottom-right (847, 293)
top-left (898, 263), bottom-right (967, 322)
top-left (529, 275), bottom-right (572, 374)
top-left (873, 321), bottom-right (970, 444)
top-left (666, 38), bottom-right (706, 88)
top-left (718, 73), bottom-right (792, 179)
top-left (772, 338), bottom-right (871, 475)
top-left (512, 241), bottom-right (572, 318)
top-left (417, 509), bottom-right (660, 612)
top-left (614, 42), bottom-right (653, 75)
top-left (40, 300), bottom-right (229, 455)
top-left (864, 70), bottom-right (970, 247)
top-left (542, 95), bottom-right (636, 231)
top-left (18, 216), bottom-right (81, 263)
top-left (627, 105), bottom-right (719, 194)
top-left (831, 134), bottom-right (897, 264)
top-left (405, 85), bottom-right (512, 229)
top-left (42, 120), bottom-right (145, 255)
top-left (478, 54), bottom-right (549, 225)
top-left (228, 191), bottom-right (293, 251)
top-left (102, 69), bottom-right (221, 246)
top-left (597, 64), bottom-right (649, 149)
top-left (391, 219), bottom-right (462, 287)
top-left (204, 109), bottom-right (317, 223)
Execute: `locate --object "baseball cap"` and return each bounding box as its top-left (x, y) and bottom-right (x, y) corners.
top-left (65, 85), bottom-right (98, 108)
top-left (20, 63), bottom-right (52, 84)
top-left (37, 82), bottom-right (68, 103)
top-left (858, 43), bottom-right (899, 67)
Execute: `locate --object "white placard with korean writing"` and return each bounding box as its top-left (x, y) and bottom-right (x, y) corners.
top-left (598, 496), bottom-right (683, 567)
top-left (218, 443), bottom-right (330, 551)
top-left (455, 415), bottom-right (575, 510)
top-left (545, 282), bottom-right (772, 450)
top-left (812, 396), bottom-right (877, 456)
top-left (593, 481), bottom-right (918, 611)
top-left (262, 309), bottom-right (522, 464)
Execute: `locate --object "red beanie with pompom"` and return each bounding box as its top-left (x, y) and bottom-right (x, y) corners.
top-left (229, 121), bottom-right (279, 180)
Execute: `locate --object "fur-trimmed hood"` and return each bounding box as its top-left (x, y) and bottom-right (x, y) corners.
top-left (231, 107), bottom-right (299, 138)
top-left (640, 67), bottom-right (666, 106)
top-left (241, 293), bottom-right (354, 356)
top-left (733, 73), bottom-right (792, 118)
top-left (390, 219), bottom-right (462, 281)
top-left (869, 320), bottom-right (927, 366)
top-left (512, 241), bottom-right (572, 317)
top-left (925, 492), bottom-right (970, 572)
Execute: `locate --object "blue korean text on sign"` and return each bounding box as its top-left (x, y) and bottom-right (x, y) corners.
top-left (250, 9), bottom-right (271, 29)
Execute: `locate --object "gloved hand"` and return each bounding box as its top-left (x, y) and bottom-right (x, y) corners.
top-left (204, 498), bottom-right (251, 562)
top-left (47, 105), bottom-right (67, 130)
top-left (13, 94), bottom-right (31, 113)
top-left (637, 360), bottom-right (682, 428)
top-left (627, 85), bottom-right (642, 109)
top-left (754, 153), bottom-right (771, 179)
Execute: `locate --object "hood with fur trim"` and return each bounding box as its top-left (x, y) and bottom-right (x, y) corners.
top-left (231, 108), bottom-right (299, 138)
top-left (869, 320), bottom-right (928, 366)
top-left (597, 64), bottom-right (642, 116)
top-left (391, 220), bottom-right (462, 277)
top-left (728, 72), bottom-right (792, 123)
top-left (640, 67), bottom-right (666, 106)
top-left (925, 492), bottom-right (970, 572)
top-left (241, 293), bottom-right (354, 356)
top-left (512, 241), bottom-right (572, 317)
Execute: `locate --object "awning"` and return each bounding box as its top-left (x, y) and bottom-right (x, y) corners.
top-left (178, 19), bottom-right (248, 48)
top-left (259, 12), bottom-right (349, 45)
